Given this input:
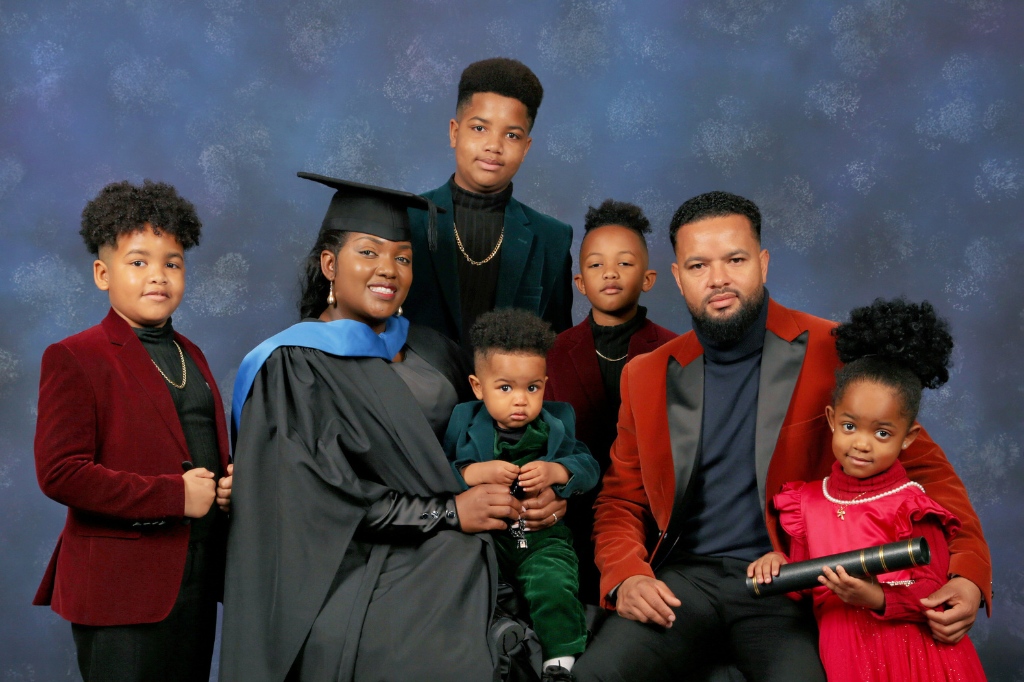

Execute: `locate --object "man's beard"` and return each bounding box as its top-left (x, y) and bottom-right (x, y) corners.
top-left (688, 286), bottom-right (765, 346)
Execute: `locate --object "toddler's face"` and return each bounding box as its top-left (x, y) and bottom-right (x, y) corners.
top-left (826, 379), bottom-right (920, 479)
top-left (94, 224), bottom-right (185, 328)
top-left (469, 351), bottom-right (546, 431)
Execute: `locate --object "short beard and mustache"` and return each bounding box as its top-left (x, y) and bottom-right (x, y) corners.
top-left (688, 286), bottom-right (766, 346)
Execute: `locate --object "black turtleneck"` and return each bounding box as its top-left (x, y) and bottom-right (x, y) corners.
top-left (133, 321), bottom-right (221, 543)
top-left (672, 293), bottom-right (773, 562)
top-left (589, 306), bottom-right (648, 414)
top-left (449, 176), bottom-right (512, 342)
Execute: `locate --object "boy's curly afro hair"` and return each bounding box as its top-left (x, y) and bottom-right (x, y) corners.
top-left (584, 199), bottom-right (651, 248)
top-left (832, 297), bottom-right (954, 421)
top-left (457, 57), bottom-right (544, 130)
top-left (80, 180), bottom-right (202, 255)
top-left (470, 308), bottom-right (556, 359)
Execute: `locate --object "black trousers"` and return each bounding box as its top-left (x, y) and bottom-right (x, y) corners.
top-left (574, 554), bottom-right (826, 682)
top-left (72, 542), bottom-right (219, 682)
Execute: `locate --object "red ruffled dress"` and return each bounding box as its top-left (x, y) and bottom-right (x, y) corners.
top-left (774, 460), bottom-right (986, 681)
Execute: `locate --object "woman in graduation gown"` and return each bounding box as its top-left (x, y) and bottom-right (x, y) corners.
top-left (219, 174), bottom-right (528, 682)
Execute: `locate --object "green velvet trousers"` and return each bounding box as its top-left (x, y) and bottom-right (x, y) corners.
top-left (495, 524), bottom-right (587, 659)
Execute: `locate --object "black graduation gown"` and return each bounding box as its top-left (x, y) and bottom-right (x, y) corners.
top-left (219, 328), bottom-right (494, 682)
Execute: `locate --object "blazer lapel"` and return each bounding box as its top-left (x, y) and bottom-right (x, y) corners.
top-left (426, 184), bottom-right (463, 333)
top-left (566, 324), bottom-right (607, 413)
top-left (627, 319), bottom-right (662, 359)
top-left (103, 312), bottom-right (190, 462)
top-left (494, 198), bottom-right (533, 308)
top-left (664, 355), bottom-right (704, 525)
top-left (754, 329), bottom-right (808, 516)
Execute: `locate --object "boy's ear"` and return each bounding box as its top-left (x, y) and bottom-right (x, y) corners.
top-left (468, 374), bottom-right (484, 401)
top-left (573, 272), bottom-right (586, 296)
top-left (449, 118), bottom-right (460, 149)
top-left (641, 269), bottom-right (657, 293)
top-left (93, 258), bottom-right (110, 291)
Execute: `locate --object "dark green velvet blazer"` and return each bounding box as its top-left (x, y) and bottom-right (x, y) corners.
top-left (404, 180), bottom-right (575, 344)
top-left (443, 400), bottom-right (599, 498)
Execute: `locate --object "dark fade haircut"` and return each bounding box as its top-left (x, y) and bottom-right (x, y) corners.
top-left (457, 57), bottom-right (544, 131)
top-left (668, 190), bottom-right (761, 249)
top-left (80, 180), bottom-right (202, 255)
top-left (583, 199), bottom-right (651, 250)
top-left (832, 298), bottom-right (954, 423)
top-left (470, 308), bottom-right (556, 361)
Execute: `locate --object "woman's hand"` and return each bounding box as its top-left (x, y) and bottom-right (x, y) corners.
top-left (517, 461), bottom-right (569, 493)
top-left (462, 460), bottom-right (519, 487)
top-left (519, 486), bottom-right (568, 531)
top-left (747, 551), bottom-right (788, 585)
top-left (454, 484), bottom-right (520, 533)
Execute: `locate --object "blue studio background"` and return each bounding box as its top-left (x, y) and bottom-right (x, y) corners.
top-left (1, 1), bottom-right (1022, 678)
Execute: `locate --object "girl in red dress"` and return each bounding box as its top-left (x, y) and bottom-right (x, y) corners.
top-left (748, 298), bottom-right (986, 681)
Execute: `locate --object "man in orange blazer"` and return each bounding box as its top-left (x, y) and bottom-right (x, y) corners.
top-left (574, 191), bottom-right (991, 682)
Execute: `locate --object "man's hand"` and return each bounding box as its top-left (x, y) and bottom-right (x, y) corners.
top-left (183, 467), bottom-right (216, 518)
top-left (463, 460), bottom-right (519, 487)
top-left (920, 576), bottom-right (982, 644)
top-left (616, 575), bottom-right (681, 628)
top-left (454, 484), bottom-right (520, 533)
top-left (216, 463), bottom-right (234, 513)
top-left (519, 485), bottom-right (567, 530)
top-left (819, 565), bottom-right (884, 611)
top-left (747, 551), bottom-right (788, 585)
top-left (518, 461), bottom-right (569, 493)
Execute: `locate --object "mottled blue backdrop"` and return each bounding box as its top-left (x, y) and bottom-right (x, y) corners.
top-left (1, 1), bottom-right (1021, 678)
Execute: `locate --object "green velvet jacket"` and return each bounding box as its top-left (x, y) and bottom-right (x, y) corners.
top-left (404, 180), bottom-right (574, 344)
top-left (443, 400), bottom-right (599, 498)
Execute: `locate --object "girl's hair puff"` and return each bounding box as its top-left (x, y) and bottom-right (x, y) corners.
top-left (832, 297), bottom-right (953, 422)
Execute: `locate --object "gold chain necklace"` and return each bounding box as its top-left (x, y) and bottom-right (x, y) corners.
top-left (595, 349), bottom-right (628, 362)
top-left (453, 221), bottom-right (504, 266)
top-left (151, 340), bottom-right (187, 389)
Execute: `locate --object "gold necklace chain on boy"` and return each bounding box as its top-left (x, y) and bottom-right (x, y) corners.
top-left (454, 222), bottom-right (504, 265)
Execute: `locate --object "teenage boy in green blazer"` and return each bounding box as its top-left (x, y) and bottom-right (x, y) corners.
top-left (405, 57), bottom-right (574, 345)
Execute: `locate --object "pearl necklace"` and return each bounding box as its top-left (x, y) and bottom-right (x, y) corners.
top-left (822, 476), bottom-right (924, 520)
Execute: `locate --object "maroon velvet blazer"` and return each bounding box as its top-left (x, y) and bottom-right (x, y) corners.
top-left (33, 309), bottom-right (230, 626)
top-left (547, 315), bottom-right (678, 473)
top-left (592, 299), bottom-right (992, 611)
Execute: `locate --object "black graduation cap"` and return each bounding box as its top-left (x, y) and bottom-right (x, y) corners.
top-left (297, 172), bottom-right (444, 251)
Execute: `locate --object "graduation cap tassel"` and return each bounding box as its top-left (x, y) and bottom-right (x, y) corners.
top-left (427, 201), bottom-right (438, 252)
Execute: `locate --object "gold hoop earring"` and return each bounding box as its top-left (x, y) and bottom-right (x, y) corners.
top-left (326, 280), bottom-right (336, 306)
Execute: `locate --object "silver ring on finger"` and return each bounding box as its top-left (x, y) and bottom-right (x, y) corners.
top-left (551, 512), bottom-right (557, 523)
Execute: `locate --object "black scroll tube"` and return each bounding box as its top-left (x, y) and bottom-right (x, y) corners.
top-left (746, 537), bottom-right (930, 598)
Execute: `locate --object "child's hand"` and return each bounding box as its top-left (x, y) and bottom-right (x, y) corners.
top-left (517, 461), bottom-right (570, 493)
top-left (462, 460), bottom-right (520, 487)
top-left (819, 565), bottom-right (885, 611)
top-left (747, 551), bottom-right (788, 585)
top-left (216, 463), bottom-right (234, 513)
top-left (183, 467), bottom-right (216, 518)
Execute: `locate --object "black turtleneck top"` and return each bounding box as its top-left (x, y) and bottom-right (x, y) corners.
top-left (449, 176), bottom-right (512, 342)
top-left (589, 306), bottom-right (648, 414)
top-left (134, 321), bottom-right (221, 543)
top-left (671, 294), bottom-right (774, 562)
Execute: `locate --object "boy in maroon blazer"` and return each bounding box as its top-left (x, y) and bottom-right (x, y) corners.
top-left (546, 199), bottom-right (676, 606)
top-left (33, 180), bottom-right (233, 682)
